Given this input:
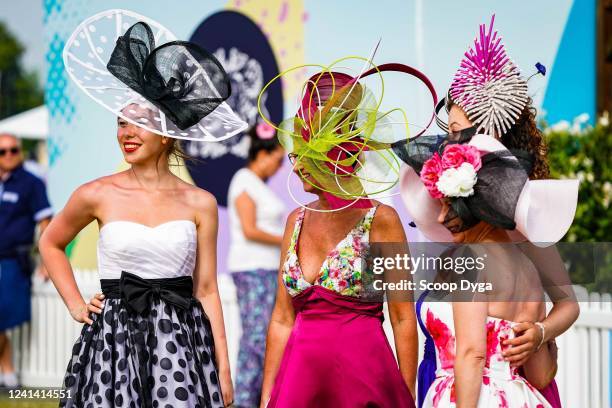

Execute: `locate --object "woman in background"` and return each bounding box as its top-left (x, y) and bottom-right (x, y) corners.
top-left (395, 130), bottom-right (578, 407)
top-left (227, 122), bottom-right (286, 407)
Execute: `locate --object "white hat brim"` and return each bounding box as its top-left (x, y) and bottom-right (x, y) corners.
top-left (399, 166), bottom-right (453, 242)
top-left (63, 9), bottom-right (248, 141)
top-left (514, 179), bottom-right (580, 247)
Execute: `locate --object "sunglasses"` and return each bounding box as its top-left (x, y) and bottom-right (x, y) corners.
top-left (0, 147), bottom-right (20, 157)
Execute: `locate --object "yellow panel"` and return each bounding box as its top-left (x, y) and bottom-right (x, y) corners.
top-left (225, 0), bottom-right (306, 100)
top-left (68, 220), bottom-right (99, 269)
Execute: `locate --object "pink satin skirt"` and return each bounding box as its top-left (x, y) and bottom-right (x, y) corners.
top-left (268, 285), bottom-right (415, 408)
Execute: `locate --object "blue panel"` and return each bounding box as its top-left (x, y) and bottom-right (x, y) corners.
top-left (543, 0), bottom-right (596, 124)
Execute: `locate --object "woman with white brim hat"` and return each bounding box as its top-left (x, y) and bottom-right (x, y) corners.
top-left (40, 9), bottom-right (247, 407)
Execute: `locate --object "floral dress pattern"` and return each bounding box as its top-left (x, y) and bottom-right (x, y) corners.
top-left (421, 301), bottom-right (552, 408)
top-left (282, 206), bottom-right (376, 298)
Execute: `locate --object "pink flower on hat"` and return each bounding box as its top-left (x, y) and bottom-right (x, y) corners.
top-left (420, 152), bottom-right (444, 199)
top-left (421, 144), bottom-right (482, 199)
top-left (441, 144), bottom-right (482, 171)
top-left (256, 122), bottom-right (276, 139)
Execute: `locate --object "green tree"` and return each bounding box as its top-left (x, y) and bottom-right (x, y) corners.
top-left (0, 21), bottom-right (43, 119)
top-left (544, 114), bottom-right (612, 293)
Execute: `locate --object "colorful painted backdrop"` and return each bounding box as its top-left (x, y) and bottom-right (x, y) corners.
top-left (43, 0), bottom-right (596, 271)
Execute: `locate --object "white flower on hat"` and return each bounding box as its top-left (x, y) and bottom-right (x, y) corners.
top-left (436, 162), bottom-right (478, 197)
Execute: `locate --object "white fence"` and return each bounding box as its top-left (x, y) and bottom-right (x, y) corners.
top-left (7, 270), bottom-right (612, 407)
top-left (555, 289), bottom-right (612, 408)
top-left (7, 271), bottom-right (101, 387)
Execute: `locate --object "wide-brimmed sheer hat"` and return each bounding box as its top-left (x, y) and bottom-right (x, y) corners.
top-left (63, 9), bottom-right (248, 141)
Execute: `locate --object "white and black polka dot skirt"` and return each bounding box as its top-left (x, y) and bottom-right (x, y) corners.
top-left (58, 297), bottom-right (224, 408)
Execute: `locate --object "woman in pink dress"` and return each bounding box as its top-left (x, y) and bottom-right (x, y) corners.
top-left (258, 64), bottom-right (425, 407)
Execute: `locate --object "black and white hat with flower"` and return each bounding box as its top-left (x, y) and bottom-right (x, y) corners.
top-left (63, 9), bottom-right (248, 141)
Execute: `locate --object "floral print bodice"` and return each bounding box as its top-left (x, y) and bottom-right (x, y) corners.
top-left (282, 206), bottom-right (377, 298)
top-left (423, 302), bottom-right (517, 374)
top-left (420, 300), bottom-right (551, 407)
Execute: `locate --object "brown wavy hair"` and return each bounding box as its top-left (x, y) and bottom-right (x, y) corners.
top-left (447, 97), bottom-right (550, 180)
top-left (166, 138), bottom-right (190, 166)
top-left (500, 98), bottom-right (550, 180)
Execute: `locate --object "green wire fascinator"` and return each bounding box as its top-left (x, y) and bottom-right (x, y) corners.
top-left (258, 56), bottom-right (438, 211)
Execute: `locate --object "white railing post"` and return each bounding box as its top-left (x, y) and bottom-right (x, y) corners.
top-left (218, 274), bottom-right (240, 381)
top-left (589, 292), bottom-right (602, 407)
top-left (601, 292), bottom-right (611, 408)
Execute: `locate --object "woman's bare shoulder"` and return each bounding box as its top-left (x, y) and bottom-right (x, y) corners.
top-left (71, 173), bottom-right (123, 202)
top-left (285, 206), bottom-right (303, 227)
top-left (372, 203), bottom-right (401, 224)
top-left (370, 203), bottom-right (406, 241)
top-left (180, 183), bottom-right (218, 213)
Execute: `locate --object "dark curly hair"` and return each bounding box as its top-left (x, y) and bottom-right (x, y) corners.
top-left (446, 97), bottom-right (550, 180)
top-left (500, 98), bottom-right (550, 180)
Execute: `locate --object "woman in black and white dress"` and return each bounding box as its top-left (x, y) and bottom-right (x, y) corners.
top-left (39, 9), bottom-right (247, 407)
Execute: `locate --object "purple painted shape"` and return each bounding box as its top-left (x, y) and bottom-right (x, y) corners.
top-left (278, 1), bottom-right (289, 23)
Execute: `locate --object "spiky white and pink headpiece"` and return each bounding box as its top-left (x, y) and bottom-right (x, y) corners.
top-left (450, 15), bottom-right (529, 137)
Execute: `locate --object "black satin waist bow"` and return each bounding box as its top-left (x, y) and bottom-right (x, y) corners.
top-left (101, 271), bottom-right (194, 314)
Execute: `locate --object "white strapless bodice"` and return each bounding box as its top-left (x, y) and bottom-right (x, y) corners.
top-left (97, 220), bottom-right (197, 280)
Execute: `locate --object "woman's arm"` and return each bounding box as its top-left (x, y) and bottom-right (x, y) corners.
top-left (370, 204), bottom-right (417, 397)
top-left (39, 181), bottom-right (99, 321)
top-left (35, 217), bottom-right (52, 279)
top-left (453, 301), bottom-right (488, 408)
top-left (260, 210), bottom-right (298, 407)
top-left (521, 340), bottom-right (558, 389)
top-left (503, 243), bottom-right (579, 367)
top-left (502, 300), bottom-right (578, 367)
top-left (235, 191), bottom-right (282, 246)
top-left (191, 190), bottom-right (233, 406)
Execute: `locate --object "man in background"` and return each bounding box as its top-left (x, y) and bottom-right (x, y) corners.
top-left (0, 133), bottom-right (52, 389)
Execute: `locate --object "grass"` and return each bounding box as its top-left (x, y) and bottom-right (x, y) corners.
top-left (0, 390), bottom-right (59, 408)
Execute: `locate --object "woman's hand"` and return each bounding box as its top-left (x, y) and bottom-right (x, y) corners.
top-left (502, 321), bottom-right (544, 367)
top-left (36, 262), bottom-right (50, 280)
top-left (70, 293), bottom-right (105, 325)
top-left (218, 367), bottom-right (234, 407)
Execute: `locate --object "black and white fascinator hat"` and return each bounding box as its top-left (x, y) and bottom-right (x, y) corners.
top-left (63, 9), bottom-right (248, 141)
